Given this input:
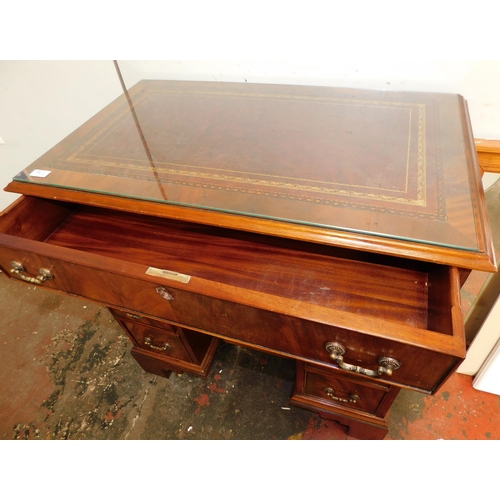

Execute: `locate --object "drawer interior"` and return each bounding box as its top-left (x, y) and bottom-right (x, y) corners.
top-left (1, 197), bottom-right (457, 334)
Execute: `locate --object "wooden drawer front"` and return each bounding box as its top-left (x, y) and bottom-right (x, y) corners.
top-left (121, 321), bottom-right (192, 362)
top-left (0, 246), bottom-right (178, 322)
top-left (0, 223), bottom-right (465, 392)
top-left (0, 243), bottom-right (462, 393)
top-left (308, 324), bottom-right (461, 393)
top-left (303, 365), bottom-right (391, 415)
top-left (111, 309), bottom-right (178, 331)
top-left (148, 286), bottom-right (462, 393)
top-left (110, 308), bottom-right (215, 366)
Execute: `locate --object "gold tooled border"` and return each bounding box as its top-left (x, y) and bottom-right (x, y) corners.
top-left (62, 88), bottom-right (428, 207)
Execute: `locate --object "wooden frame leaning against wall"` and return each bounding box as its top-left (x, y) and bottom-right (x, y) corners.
top-left (464, 139), bottom-right (500, 346)
top-left (475, 139), bottom-right (500, 174)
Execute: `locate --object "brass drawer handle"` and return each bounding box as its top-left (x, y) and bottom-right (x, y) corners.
top-left (144, 337), bottom-right (171, 351)
top-left (325, 342), bottom-right (401, 377)
top-left (324, 387), bottom-right (360, 404)
top-left (126, 313), bottom-right (143, 320)
top-left (10, 261), bottom-right (53, 285)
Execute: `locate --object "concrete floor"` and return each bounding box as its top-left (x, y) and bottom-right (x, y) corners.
top-left (1, 180), bottom-right (500, 440)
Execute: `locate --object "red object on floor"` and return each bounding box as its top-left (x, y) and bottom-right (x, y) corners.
top-left (386, 372), bottom-right (500, 440)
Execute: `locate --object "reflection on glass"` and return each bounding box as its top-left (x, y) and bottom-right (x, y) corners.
top-left (13, 63), bottom-right (481, 253)
top-left (113, 61), bottom-right (167, 201)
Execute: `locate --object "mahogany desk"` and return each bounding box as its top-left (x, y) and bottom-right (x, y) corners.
top-left (0, 80), bottom-right (496, 439)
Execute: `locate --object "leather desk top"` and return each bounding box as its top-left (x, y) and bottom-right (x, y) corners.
top-left (5, 80), bottom-right (496, 271)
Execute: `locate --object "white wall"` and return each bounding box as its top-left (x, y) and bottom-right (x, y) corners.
top-left (1, 60), bottom-right (500, 211)
top-left (0, 61), bottom-right (123, 209)
top-left (118, 60), bottom-right (500, 140)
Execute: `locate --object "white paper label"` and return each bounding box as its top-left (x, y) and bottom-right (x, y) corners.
top-left (30, 169), bottom-right (51, 178)
top-left (145, 267), bottom-right (191, 283)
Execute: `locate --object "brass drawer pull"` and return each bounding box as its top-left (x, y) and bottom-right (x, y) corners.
top-left (325, 342), bottom-right (401, 377)
top-left (144, 337), bottom-right (171, 351)
top-left (156, 286), bottom-right (174, 301)
top-left (126, 313), bottom-right (143, 320)
top-left (324, 387), bottom-right (360, 404)
top-left (10, 261), bottom-right (53, 285)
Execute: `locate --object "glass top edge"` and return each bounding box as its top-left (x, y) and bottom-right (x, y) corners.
top-left (10, 177), bottom-right (481, 254)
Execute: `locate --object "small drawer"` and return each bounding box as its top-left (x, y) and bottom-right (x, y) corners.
top-left (291, 362), bottom-right (401, 439)
top-left (110, 308), bottom-right (215, 366)
top-left (303, 365), bottom-right (391, 414)
top-left (116, 316), bottom-right (192, 362)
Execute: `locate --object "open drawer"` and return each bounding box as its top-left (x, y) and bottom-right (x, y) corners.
top-left (0, 196), bottom-right (466, 393)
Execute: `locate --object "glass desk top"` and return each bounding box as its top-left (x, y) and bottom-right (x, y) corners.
top-left (6, 80), bottom-right (496, 270)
